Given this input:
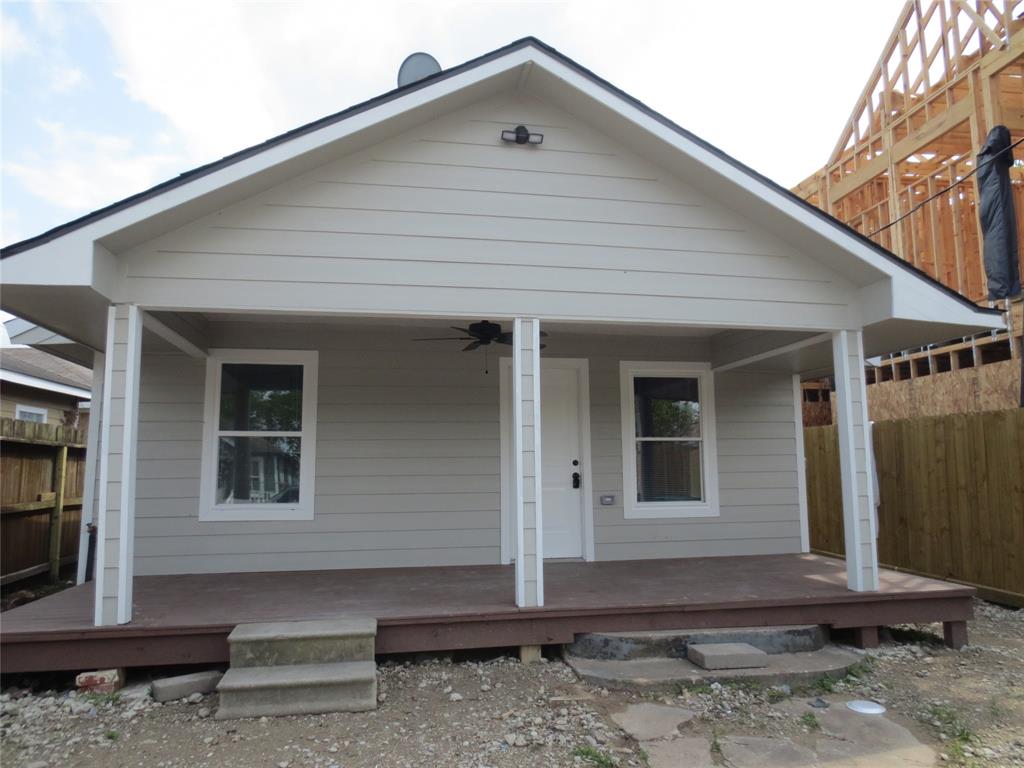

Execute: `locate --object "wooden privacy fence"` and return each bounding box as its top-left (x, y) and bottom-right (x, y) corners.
top-left (1, 418), bottom-right (87, 586)
top-left (805, 409), bottom-right (1024, 606)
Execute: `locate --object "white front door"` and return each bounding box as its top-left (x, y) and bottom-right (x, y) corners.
top-left (540, 366), bottom-right (584, 558)
top-left (501, 357), bottom-right (591, 562)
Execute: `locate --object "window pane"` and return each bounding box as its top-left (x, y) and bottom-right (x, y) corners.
top-left (217, 436), bottom-right (301, 504)
top-left (636, 441), bottom-right (702, 502)
top-left (633, 377), bottom-right (700, 438)
top-left (219, 364), bottom-right (302, 431)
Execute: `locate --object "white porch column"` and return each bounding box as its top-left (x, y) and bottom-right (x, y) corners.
top-left (831, 329), bottom-right (879, 592)
top-left (76, 350), bottom-right (105, 585)
top-left (512, 317), bottom-right (544, 607)
top-left (94, 305), bottom-right (143, 625)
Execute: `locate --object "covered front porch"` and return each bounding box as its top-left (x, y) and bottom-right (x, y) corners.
top-left (71, 306), bottom-right (886, 626)
top-left (0, 553), bottom-right (973, 673)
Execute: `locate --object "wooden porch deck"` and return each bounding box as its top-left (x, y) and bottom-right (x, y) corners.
top-left (0, 554), bottom-right (974, 673)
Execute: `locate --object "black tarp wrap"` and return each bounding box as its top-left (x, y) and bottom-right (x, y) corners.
top-left (977, 125), bottom-right (1022, 300)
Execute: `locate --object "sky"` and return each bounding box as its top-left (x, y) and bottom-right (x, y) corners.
top-left (0, 0), bottom-right (907, 251)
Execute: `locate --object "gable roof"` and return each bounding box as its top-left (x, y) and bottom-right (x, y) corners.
top-left (0, 347), bottom-right (92, 397)
top-left (0, 37), bottom-right (1000, 319)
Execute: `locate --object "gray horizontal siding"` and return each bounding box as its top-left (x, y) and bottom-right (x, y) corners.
top-left (117, 91), bottom-right (854, 329)
top-left (133, 326), bottom-right (802, 575)
top-left (588, 351), bottom-right (802, 560)
top-left (133, 325), bottom-right (502, 575)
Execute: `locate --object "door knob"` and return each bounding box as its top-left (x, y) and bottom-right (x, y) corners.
top-left (572, 472), bottom-right (581, 489)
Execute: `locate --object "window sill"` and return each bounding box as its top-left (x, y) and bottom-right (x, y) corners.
top-left (623, 503), bottom-right (719, 520)
top-left (200, 506), bottom-right (314, 523)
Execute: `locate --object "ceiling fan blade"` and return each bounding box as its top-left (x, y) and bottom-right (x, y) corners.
top-left (539, 330), bottom-right (549, 337)
top-left (463, 340), bottom-right (482, 351)
top-left (413, 336), bottom-right (474, 341)
top-left (450, 326), bottom-right (473, 334)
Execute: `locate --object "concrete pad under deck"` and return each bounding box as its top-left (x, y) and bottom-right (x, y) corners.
top-left (567, 645), bottom-right (861, 692)
top-left (568, 624), bottom-right (825, 660)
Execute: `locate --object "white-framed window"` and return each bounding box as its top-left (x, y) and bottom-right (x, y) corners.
top-left (199, 349), bottom-right (318, 522)
top-left (15, 404), bottom-right (48, 423)
top-left (619, 361), bottom-right (719, 519)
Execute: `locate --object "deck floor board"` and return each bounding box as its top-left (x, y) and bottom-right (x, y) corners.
top-left (0, 554), bottom-right (973, 671)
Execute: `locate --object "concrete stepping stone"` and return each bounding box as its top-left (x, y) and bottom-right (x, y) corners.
top-left (777, 697), bottom-right (936, 767)
top-left (721, 735), bottom-right (817, 767)
top-left (687, 642), bottom-right (768, 669)
top-left (644, 737), bottom-right (715, 768)
top-left (609, 702), bottom-right (695, 741)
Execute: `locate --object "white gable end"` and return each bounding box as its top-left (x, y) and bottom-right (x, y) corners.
top-left (115, 91), bottom-right (859, 331)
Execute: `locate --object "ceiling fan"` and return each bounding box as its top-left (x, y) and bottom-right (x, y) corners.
top-left (414, 320), bottom-right (547, 351)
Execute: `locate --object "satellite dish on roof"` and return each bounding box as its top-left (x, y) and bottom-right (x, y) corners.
top-left (397, 52), bottom-right (441, 88)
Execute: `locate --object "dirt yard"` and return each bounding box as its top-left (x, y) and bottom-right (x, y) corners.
top-left (2, 598), bottom-right (1021, 768)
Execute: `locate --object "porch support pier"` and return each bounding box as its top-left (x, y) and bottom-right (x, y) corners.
top-left (832, 329), bottom-right (880, 592)
top-left (512, 318), bottom-right (544, 608)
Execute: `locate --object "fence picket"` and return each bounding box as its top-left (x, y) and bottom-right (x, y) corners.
top-left (805, 409), bottom-right (1024, 606)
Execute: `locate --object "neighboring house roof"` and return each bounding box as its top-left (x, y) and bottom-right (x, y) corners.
top-left (0, 37), bottom-right (1001, 322)
top-left (0, 347), bottom-right (92, 399)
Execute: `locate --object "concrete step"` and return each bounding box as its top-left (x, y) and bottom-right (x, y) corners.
top-left (567, 624), bottom-right (826, 661)
top-left (228, 618), bottom-right (376, 668)
top-left (565, 646), bottom-right (860, 692)
top-left (215, 660), bottom-right (377, 719)
top-left (687, 642), bottom-right (767, 670)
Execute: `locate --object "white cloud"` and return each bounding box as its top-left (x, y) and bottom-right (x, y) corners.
top-left (90, 0), bottom-right (906, 188)
top-left (49, 65), bottom-right (86, 93)
top-left (1, 14), bottom-right (33, 59)
top-left (30, 0), bottom-right (65, 38)
top-left (4, 120), bottom-right (182, 212)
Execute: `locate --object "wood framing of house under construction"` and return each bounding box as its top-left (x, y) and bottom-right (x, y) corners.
top-left (796, 0), bottom-right (1023, 371)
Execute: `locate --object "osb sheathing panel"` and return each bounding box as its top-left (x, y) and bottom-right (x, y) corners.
top-left (868, 360), bottom-right (1021, 421)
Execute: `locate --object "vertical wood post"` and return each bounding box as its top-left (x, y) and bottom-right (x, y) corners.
top-left (512, 317), bottom-right (544, 608)
top-left (94, 304), bottom-right (143, 626)
top-left (47, 444), bottom-right (69, 582)
top-left (832, 330), bottom-right (880, 592)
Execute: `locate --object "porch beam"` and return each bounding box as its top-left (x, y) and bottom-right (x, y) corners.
top-left (712, 332), bottom-right (832, 374)
top-left (94, 305), bottom-right (143, 625)
top-left (512, 317), bottom-right (544, 608)
top-left (76, 350), bottom-right (105, 585)
top-left (141, 312), bottom-right (207, 358)
top-left (832, 329), bottom-right (880, 592)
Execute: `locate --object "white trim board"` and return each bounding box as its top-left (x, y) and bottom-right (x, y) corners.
top-left (116, 305), bottom-right (143, 625)
top-left (0, 369), bottom-right (91, 400)
top-left (93, 307), bottom-right (117, 626)
top-left (499, 356), bottom-right (595, 565)
top-left (792, 374), bottom-right (810, 554)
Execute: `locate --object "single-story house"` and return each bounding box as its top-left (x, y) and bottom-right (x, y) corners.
top-left (0, 345), bottom-right (91, 429)
top-left (0, 38), bottom-right (1002, 671)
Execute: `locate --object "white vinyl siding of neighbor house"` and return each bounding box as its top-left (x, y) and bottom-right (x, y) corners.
top-left (114, 91), bottom-right (857, 332)
top-left (131, 325), bottom-right (802, 576)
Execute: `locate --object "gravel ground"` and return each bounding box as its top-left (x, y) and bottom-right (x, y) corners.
top-left (2, 598), bottom-right (1021, 768)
